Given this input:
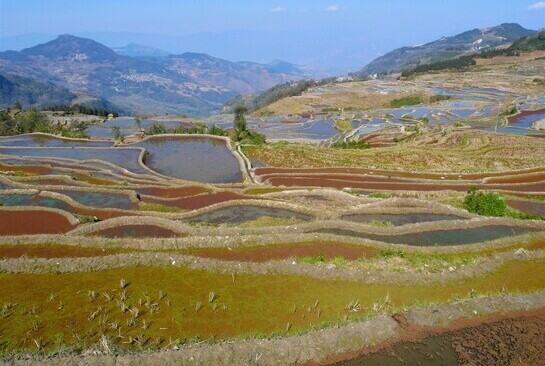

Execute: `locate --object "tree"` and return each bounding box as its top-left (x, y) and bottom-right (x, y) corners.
top-left (111, 126), bottom-right (124, 142)
top-left (234, 105), bottom-right (248, 133)
top-left (15, 108), bottom-right (50, 133)
top-left (134, 117), bottom-right (142, 130)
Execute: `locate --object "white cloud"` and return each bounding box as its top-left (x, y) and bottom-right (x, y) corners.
top-left (529, 1), bottom-right (545, 9)
top-left (325, 4), bottom-right (340, 12)
top-left (270, 7), bottom-right (287, 13)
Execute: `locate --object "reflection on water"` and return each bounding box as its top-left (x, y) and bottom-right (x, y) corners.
top-left (136, 136), bottom-right (243, 183)
top-left (315, 225), bottom-right (539, 246)
top-left (184, 205), bottom-right (312, 225)
top-left (342, 213), bottom-right (465, 226)
top-left (0, 134), bottom-right (112, 148)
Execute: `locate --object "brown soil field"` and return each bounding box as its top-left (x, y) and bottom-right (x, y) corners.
top-left (0, 163), bottom-right (51, 175)
top-left (331, 307), bottom-right (545, 366)
top-left (181, 241), bottom-right (378, 263)
top-left (0, 210), bottom-right (76, 235)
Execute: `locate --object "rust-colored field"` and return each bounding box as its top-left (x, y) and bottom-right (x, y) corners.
top-left (0, 210), bottom-right (75, 235)
top-left (182, 241), bottom-right (378, 262)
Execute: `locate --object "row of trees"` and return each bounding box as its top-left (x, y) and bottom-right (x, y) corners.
top-left (44, 104), bottom-right (119, 118)
top-left (0, 108), bottom-right (88, 138)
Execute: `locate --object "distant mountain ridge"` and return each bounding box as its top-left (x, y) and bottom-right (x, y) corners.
top-left (0, 35), bottom-right (310, 115)
top-left (112, 43), bottom-right (171, 58)
top-left (355, 23), bottom-right (537, 77)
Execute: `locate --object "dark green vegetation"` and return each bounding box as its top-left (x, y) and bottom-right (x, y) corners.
top-left (429, 95), bottom-right (452, 103)
top-left (331, 140), bottom-right (370, 149)
top-left (44, 104), bottom-right (120, 118)
top-left (401, 56), bottom-right (476, 77)
top-left (231, 106), bottom-right (266, 145)
top-left (227, 78), bottom-right (335, 114)
top-left (355, 23), bottom-right (535, 77)
top-left (402, 30), bottom-right (545, 77)
top-left (464, 188), bottom-right (507, 217)
top-left (0, 108), bottom-right (88, 138)
top-left (387, 96), bottom-right (424, 108)
top-left (145, 123), bottom-right (226, 137)
top-left (0, 73), bottom-right (75, 110)
top-left (479, 31), bottom-right (545, 58)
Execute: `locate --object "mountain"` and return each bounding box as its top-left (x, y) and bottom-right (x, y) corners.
top-left (0, 35), bottom-right (309, 116)
top-left (112, 43), bottom-right (170, 58)
top-left (355, 23), bottom-right (537, 77)
top-left (0, 72), bottom-right (75, 109)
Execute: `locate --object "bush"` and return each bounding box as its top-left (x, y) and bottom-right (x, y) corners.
top-left (387, 96), bottom-right (424, 108)
top-left (463, 188), bottom-right (506, 217)
top-left (331, 140), bottom-right (370, 149)
top-left (429, 95), bottom-right (452, 103)
top-left (147, 123), bottom-right (167, 135)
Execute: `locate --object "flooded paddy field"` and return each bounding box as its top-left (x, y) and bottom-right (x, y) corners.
top-left (0, 146), bottom-right (150, 175)
top-left (315, 225), bottom-right (541, 246)
top-left (134, 136), bottom-right (243, 183)
top-left (51, 189), bottom-right (137, 209)
top-left (342, 213), bottom-right (466, 226)
top-left (184, 205), bottom-right (313, 225)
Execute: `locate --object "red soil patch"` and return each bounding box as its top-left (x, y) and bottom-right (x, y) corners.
top-left (138, 186), bottom-right (211, 199)
top-left (0, 210), bottom-right (75, 235)
top-left (507, 108), bottom-right (545, 125)
top-left (255, 167), bottom-right (545, 181)
top-left (147, 191), bottom-right (252, 210)
top-left (0, 244), bottom-right (126, 258)
top-left (487, 173), bottom-right (545, 184)
top-left (259, 173), bottom-right (409, 184)
top-left (265, 175), bottom-right (545, 193)
top-left (507, 199), bottom-right (545, 216)
top-left (182, 242), bottom-right (377, 263)
top-left (266, 176), bottom-right (469, 192)
top-left (0, 163), bottom-right (51, 175)
top-left (92, 225), bottom-right (181, 238)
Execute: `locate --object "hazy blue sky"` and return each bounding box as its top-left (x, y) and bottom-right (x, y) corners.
top-left (1, 0), bottom-right (544, 72)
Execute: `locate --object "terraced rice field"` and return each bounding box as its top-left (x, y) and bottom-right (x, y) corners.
top-left (1, 131), bottom-right (545, 365)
